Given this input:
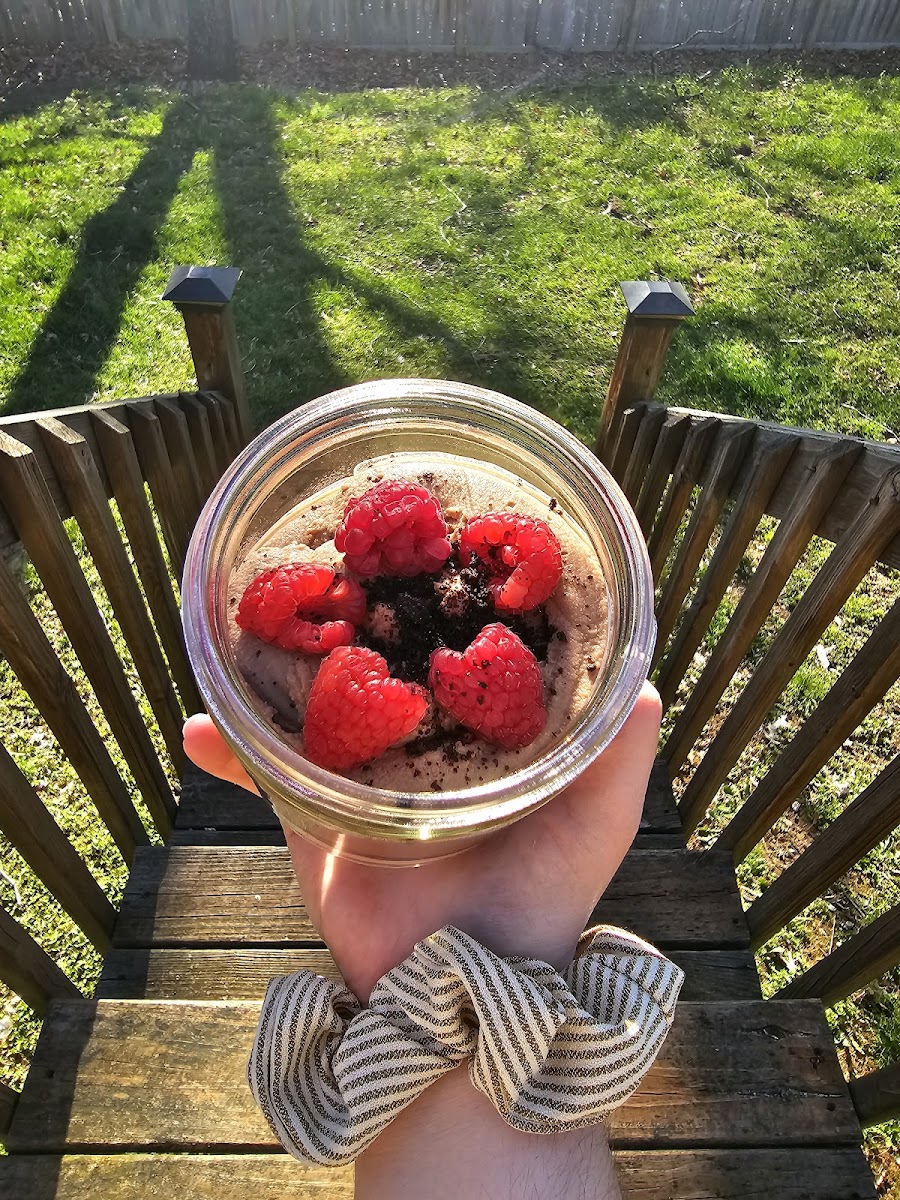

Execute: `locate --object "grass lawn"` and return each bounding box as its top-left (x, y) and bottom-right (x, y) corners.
top-left (0, 59), bottom-right (898, 1189)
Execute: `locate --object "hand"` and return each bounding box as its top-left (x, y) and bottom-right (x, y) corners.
top-left (184, 682), bottom-right (661, 1001)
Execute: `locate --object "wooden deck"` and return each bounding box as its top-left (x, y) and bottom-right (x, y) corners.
top-left (0, 767), bottom-right (878, 1199)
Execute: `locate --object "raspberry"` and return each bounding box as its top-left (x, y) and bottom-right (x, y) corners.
top-left (429, 623), bottom-right (546, 750)
top-left (236, 563), bottom-right (366, 655)
top-left (304, 646), bottom-right (428, 770)
top-left (459, 514), bottom-right (562, 613)
top-left (335, 479), bottom-right (452, 578)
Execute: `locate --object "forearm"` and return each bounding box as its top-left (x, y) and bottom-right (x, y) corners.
top-left (355, 1066), bottom-right (622, 1200)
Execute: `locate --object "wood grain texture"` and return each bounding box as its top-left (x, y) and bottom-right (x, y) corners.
top-left (654, 429), bottom-right (800, 708)
top-left (153, 397), bottom-right (204, 528)
top-left (598, 315), bottom-right (681, 454)
top-left (5, 999), bottom-right (859, 1153)
top-left (112, 846), bottom-right (748, 949)
top-left (716, 595), bottom-right (900, 862)
top-left (0, 904), bottom-right (80, 1015)
top-left (777, 903), bottom-right (900, 1006)
top-left (608, 403), bottom-right (647, 482)
top-left (849, 1060), bottom-right (900, 1128)
top-left (0, 741), bottom-right (115, 951)
top-left (97, 946), bottom-right (760, 1002)
top-left (651, 423), bottom-right (755, 669)
top-left (0, 430), bottom-right (175, 833)
top-left (620, 405), bottom-right (667, 505)
top-left (677, 460), bottom-right (899, 835)
top-left (180, 393), bottom-right (219, 500)
top-left (0, 1148), bottom-right (877, 1199)
top-left (634, 412), bottom-right (691, 536)
top-left (37, 415), bottom-right (184, 787)
top-left (91, 410), bottom-right (201, 714)
top-left (647, 417), bottom-right (720, 582)
top-left (175, 761), bottom-right (685, 837)
top-left (195, 392), bottom-right (233, 474)
top-left (664, 436), bottom-right (861, 777)
top-left (178, 308), bottom-right (252, 443)
top-left (127, 404), bottom-right (192, 573)
top-left (746, 754), bottom-right (900, 948)
top-left (0, 1080), bottom-right (18, 1138)
top-left (0, 551), bottom-right (147, 862)
top-left (668, 406), bottom-right (900, 571)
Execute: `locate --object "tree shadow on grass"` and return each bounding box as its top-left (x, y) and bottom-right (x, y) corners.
top-left (2, 97), bottom-right (202, 416)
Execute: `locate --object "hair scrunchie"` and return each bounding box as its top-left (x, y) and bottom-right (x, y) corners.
top-left (247, 924), bottom-right (684, 1166)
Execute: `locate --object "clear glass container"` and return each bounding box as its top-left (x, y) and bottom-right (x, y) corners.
top-left (182, 380), bottom-right (655, 864)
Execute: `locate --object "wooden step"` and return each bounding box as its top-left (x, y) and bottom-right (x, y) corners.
top-left (97, 945), bottom-right (761, 1002)
top-left (5, 999), bottom-right (862, 1155)
top-left (0, 1148), bottom-right (877, 1200)
top-left (174, 763), bottom-right (686, 839)
top-left (112, 847), bottom-right (749, 950)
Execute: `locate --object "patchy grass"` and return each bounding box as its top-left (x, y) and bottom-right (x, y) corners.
top-left (1, 61), bottom-right (899, 1188)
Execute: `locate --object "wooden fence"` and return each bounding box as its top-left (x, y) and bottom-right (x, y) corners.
top-left (2, 0), bottom-right (900, 53)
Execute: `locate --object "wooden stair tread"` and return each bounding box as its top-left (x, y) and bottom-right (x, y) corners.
top-left (6, 998), bottom-right (861, 1154)
top-left (112, 846), bottom-right (748, 950)
top-left (97, 946), bottom-right (761, 1002)
top-left (0, 1148), bottom-right (877, 1199)
top-left (174, 763), bottom-right (686, 839)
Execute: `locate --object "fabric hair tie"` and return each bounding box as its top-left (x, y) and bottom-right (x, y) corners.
top-left (248, 924), bottom-right (684, 1166)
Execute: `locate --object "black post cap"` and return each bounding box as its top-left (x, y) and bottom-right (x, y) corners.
top-left (162, 265), bottom-right (242, 306)
top-left (620, 280), bottom-right (694, 319)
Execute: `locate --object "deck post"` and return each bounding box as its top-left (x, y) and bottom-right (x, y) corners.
top-left (596, 281), bottom-right (694, 458)
top-left (162, 266), bottom-right (252, 444)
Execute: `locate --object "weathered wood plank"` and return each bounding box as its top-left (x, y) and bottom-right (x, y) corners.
top-left (0, 905), bottom-right (80, 1015)
top-left (37, 416), bottom-right (185, 787)
top-left (849, 1060), bottom-right (900, 1128)
top-left (634, 412), bottom-right (691, 536)
top-left (746, 754), bottom-right (900, 949)
top-left (654, 429), bottom-right (800, 707)
top-left (0, 552), bottom-right (147, 862)
top-left (664, 436), bottom-right (862, 774)
top-left (608, 403), bottom-right (647, 481)
top-left (127, 404), bottom-right (192, 573)
top-left (620, 405), bottom-right (667, 506)
top-left (777, 902), bottom-right (900, 1006)
top-left (647, 417), bottom-right (720, 582)
top-left (652, 423), bottom-right (755, 668)
top-left (0, 431), bottom-right (176, 833)
top-left (97, 945), bottom-right (760, 1002)
top-left (112, 847), bottom-right (748, 949)
top-left (180, 393), bottom-right (219, 500)
top-left (5, 999), bottom-right (859, 1153)
top-left (175, 761), bottom-right (686, 837)
top-left (91, 411), bottom-right (201, 715)
top-left (716, 595), bottom-right (900, 862)
top-left (676, 461), bottom-right (899, 835)
top-left (0, 742), bottom-right (115, 952)
top-left (0, 1147), bottom-right (876, 1199)
top-left (668, 406), bottom-right (900, 571)
top-left (153, 397), bottom-right (204, 527)
top-left (0, 1080), bottom-right (18, 1139)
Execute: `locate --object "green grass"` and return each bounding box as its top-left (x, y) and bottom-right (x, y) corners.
top-left (0, 61), bottom-right (899, 1189)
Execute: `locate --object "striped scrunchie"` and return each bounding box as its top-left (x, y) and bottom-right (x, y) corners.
top-left (247, 925), bottom-right (684, 1166)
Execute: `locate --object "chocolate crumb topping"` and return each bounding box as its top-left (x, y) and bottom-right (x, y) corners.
top-left (358, 553), bottom-right (551, 685)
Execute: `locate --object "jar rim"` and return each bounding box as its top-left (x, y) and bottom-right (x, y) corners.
top-left (183, 379), bottom-right (655, 843)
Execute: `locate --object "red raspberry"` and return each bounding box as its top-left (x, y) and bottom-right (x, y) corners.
top-left (236, 563), bottom-right (366, 655)
top-left (459, 514), bottom-right (562, 613)
top-left (304, 646), bottom-right (428, 770)
top-left (335, 479), bottom-right (452, 578)
top-left (429, 623), bottom-right (546, 750)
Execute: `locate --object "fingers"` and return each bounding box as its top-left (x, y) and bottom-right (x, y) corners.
top-left (183, 714), bottom-right (260, 794)
top-left (508, 681), bottom-right (662, 896)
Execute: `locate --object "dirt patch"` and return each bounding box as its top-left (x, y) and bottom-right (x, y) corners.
top-left (3, 40), bottom-right (900, 112)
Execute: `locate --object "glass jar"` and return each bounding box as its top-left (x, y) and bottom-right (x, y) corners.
top-left (182, 380), bottom-right (654, 864)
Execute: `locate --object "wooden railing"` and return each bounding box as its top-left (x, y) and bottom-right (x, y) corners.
top-left (0, 269), bottom-right (897, 1135)
top-left (598, 282), bottom-right (900, 1131)
top-left (0, 269), bottom-right (250, 1125)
